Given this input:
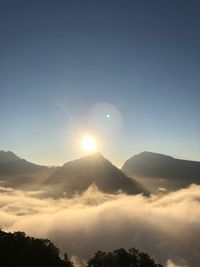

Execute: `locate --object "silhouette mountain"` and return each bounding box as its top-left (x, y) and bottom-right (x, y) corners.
top-left (44, 153), bottom-right (148, 197)
top-left (0, 150), bottom-right (20, 164)
top-left (0, 150), bottom-right (48, 175)
top-left (122, 151), bottom-right (200, 192)
top-left (0, 150), bottom-right (55, 189)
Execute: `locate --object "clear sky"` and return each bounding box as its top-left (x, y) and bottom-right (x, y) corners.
top-left (0, 0), bottom-right (200, 166)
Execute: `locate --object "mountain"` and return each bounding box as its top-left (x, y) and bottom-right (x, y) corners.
top-left (122, 151), bottom-right (200, 192)
top-left (0, 150), bottom-right (55, 188)
top-left (0, 150), bottom-right (48, 174)
top-left (0, 150), bottom-right (20, 164)
top-left (43, 153), bottom-right (148, 197)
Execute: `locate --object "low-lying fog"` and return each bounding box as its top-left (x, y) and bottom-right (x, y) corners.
top-left (0, 184), bottom-right (200, 267)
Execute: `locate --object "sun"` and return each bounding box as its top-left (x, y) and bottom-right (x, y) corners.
top-left (81, 135), bottom-right (97, 152)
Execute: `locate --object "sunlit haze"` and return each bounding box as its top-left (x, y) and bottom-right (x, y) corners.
top-left (81, 135), bottom-right (97, 153)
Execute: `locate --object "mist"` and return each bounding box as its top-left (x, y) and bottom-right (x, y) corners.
top-left (0, 184), bottom-right (200, 267)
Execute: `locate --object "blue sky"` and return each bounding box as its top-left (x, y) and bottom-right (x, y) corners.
top-left (0, 0), bottom-right (200, 166)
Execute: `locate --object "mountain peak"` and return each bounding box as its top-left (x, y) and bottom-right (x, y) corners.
top-left (122, 151), bottom-right (200, 193)
top-left (135, 151), bottom-right (174, 159)
top-left (44, 152), bottom-right (147, 198)
top-left (0, 150), bottom-right (21, 164)
top-left (81, 152), bottom-right (105, 160)
top-left (62, 152), bottom-right (109, 168)
top-left (82, 152), bottom-right (108, 162)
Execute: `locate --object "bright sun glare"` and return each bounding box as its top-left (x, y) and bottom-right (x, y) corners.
top-left (81, 135), bottom-right (97, 152)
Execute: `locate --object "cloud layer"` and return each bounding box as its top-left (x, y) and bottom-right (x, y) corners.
top-left (0, 184), bottom-right (200, 267)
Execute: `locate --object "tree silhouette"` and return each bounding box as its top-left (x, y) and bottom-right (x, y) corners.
top-left (0, 230), bottom-right (163, 267)
top-left (87, 247), bottom-right (163, 267)
top-left (0, 230), bottom-right (74, 267)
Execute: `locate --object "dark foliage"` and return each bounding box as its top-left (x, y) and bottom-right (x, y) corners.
top-left (0, 230), bottom-right (163, 267)
top-left (0, 230), bottom-right (74, 267)
top-left (87, 247), bottom-right (163, 267)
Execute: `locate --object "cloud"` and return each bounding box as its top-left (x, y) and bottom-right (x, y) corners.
top-left (0, 184), bottom-right (200, 266)
top-left (165, 259), bottom-right (188, 267)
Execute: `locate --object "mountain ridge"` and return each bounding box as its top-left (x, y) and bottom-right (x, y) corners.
top-left (0, 150), bottom-right (56, 189)
top-left (43, 152), bottom-right (148, 197)
top-left (0, 150), bottom-right (21, 164)
top-left (2, 149), bottom-right (200, 195)
top-left (122, 151), bottom-right (200, 192)
top-left (0, 150), bottom-right (49, 175)
top-left (122, 151), bottom-right (200, 179)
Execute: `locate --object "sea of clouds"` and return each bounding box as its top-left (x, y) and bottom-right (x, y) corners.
top-left (0, 184), bottom-right (200, 267)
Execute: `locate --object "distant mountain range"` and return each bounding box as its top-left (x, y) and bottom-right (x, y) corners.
top-left (0, 150), bottom-right (147, 197)
top-left (0, 150), bottom-right (55, 189)
top-left (1, 150), bottom-right (199, 196)
top-left (0, 150), bottom-right (48, 175)
top-left (122, 151), bottom-right (200, 192)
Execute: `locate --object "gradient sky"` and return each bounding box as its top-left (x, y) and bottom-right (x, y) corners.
top-left (0, 0), bottom-right (200, 166)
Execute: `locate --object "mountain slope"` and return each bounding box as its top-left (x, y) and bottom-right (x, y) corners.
top-left (0, 150), bottom-right (48, 175)
top-left (122, 151), bottom-right (200, 192)
top-left (44, 153), bottom-right (148, 197)
top-left (0, 150), bottom-right (20, 164)
top-left (0, 159), bottom-right (48, 175)
top-left (0, 150), bottom-right (54, 188)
